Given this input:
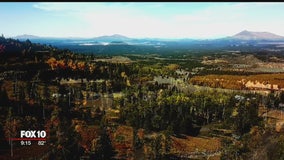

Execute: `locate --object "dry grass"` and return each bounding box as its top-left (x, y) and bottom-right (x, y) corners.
top-left (94, 56), bottom-right (133, 64)
top-left (171, 135), bottom-right (221, 159)
top-left (109, 125), bottom-right (134, 160)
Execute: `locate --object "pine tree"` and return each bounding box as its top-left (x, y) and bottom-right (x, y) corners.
top-left (0, 88), bottom-right (9, 106)
top-left (93, 127), bottom-right (116, 160)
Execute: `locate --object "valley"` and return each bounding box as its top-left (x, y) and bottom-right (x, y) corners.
top-left (1, 32), bottom-right (284, 160)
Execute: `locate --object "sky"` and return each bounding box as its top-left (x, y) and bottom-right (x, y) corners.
top-left (1, 2), bottom-right (284, 39)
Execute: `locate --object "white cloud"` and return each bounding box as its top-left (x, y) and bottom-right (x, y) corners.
top-left (80, 10), bottom-right (171, 38)
top-left (170, 2), bottom-right (284, 38)
top-left (33, 2), bottom-right (104, 12)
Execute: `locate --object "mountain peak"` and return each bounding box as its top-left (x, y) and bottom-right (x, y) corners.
top-left (92, 34), bottom-right (131, 42)
top-left (238, 30), bottom-right (251, 34)
top-left (14, 34), bottom-right (40, 39)
top-left (240, 30), bottom-right (249, 32)
top-left (232, 30), bottom-right (284, 40)
top-left (111, 34), bottom-right (129, 38)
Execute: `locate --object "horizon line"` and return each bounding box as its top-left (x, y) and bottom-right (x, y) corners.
top-left (3, 30), bottom-right (284, 40)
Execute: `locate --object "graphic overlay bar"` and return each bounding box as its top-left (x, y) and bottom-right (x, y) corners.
top-left (10, 138), bottom-right (47, 141)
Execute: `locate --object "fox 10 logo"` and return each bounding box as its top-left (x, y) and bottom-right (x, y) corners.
top-left (20, 130), bottom-right (46, 138)
top-left (17, 130), bottom-right (47, 146)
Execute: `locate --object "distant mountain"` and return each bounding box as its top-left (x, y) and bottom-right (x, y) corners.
top-left (13, 34), bottom-right (41, 40)
top-left (92, 34), bottom-right (132, 42)
top-left (5, 30), bottom-right (284, 56)
top-left (230, 30), bottom-right (284, 40)
top-left (13, 31), bottom-right (284, 46)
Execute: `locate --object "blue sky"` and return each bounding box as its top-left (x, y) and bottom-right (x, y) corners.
top-left (1, 2), bottom-right (284, 39)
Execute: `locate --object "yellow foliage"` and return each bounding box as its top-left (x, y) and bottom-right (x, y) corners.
top-left (126, 79), bottom-right (131, 87)
top-left (167, 64), bottom-right (180, 71)
top-left (83, 99), bottom-right (87, 106)
top-left (46, 57), bottom-right (57, 70)
top-left (46, 57), bottom-right (56, 64)
top-left (121, 72), bottom-right (127, 78)
top-left (190, 73), bottom-right (284, 90)
top-left (232, 108), bottom-right (238, 117)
